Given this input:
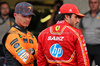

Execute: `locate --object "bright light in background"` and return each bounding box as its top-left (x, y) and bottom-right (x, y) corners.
top-left (40, 15), bottom-right (51, 23)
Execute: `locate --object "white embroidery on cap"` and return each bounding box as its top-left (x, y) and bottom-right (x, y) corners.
top-left (58, 11), bottom-right (61, 14)
top-left (69, 9), bottom-right (72, 12)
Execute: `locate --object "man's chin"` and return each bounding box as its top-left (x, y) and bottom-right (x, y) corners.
top-left (24, 25), bottom-right (29, 28)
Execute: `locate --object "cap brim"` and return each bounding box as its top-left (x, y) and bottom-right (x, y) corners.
top-left (21, 13), bottom-right (36, 16)
top-left (75, 13), bottom-right (85, 18)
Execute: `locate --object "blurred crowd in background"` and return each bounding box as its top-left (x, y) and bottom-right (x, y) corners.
top-left (0, 0), bottom-right (100, 66)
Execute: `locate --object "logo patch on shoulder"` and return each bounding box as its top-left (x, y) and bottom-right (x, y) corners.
top-left (55, 26), bottom-right (60, 31)
top-left (10, 38), bottom-right (18, 46)
top-left (50, 44), bottom-right (63, 58)
top-left (14, 43), bottom-right (20, 48)
top-left (23, 38), bottom-right (28, 43)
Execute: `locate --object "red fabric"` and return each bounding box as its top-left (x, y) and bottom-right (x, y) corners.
top-left (38, 20), bottom-right (90, 66)
top-left (59, 3), bottom-right (85, 18)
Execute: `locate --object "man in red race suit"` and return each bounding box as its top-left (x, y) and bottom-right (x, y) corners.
top-left (38, 3), bottom-right (90, 66)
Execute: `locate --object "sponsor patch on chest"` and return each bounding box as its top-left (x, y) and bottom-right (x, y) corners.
top-left (29, 39), bottom-right (33, 44)
top-left (10, 38), bottom-right (18, 46)
top-left (50, 44), bottom-right (63, 58)
top-left (17, 49), bottom-right (25, 56)
top-left (23, 38), bottom-right (28, 43)
top-left (14, 43), bottom-right (20, 48)
top-left (16, 47), bottom-right (22, 52)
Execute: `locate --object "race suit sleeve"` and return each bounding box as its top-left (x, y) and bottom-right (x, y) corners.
top-left (32, 35), bottom-right (38, 60)
top-left (5, 34), bottom-right (35, 65)
top-left (37, 34), bottom-right (48, 66)
top-left (75, 31), bottom-right (90, 66)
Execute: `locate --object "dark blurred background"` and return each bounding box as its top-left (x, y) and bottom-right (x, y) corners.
top-left (0, 0), bottom-right (63, 38)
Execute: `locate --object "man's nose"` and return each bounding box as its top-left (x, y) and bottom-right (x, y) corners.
top-left (26, 17), bottom-right (30, 21)
top-left (77, 18), bottom-right (80, 23)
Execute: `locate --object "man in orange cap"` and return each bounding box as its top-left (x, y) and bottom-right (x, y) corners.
top-left (38, 3), bottom-right (90, 66)
top-left (2, 2), bottom-right (37, 66)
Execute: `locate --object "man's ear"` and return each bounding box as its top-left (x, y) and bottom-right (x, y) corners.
top-left (13, 13), bottom-right (17, 18)
top-left (65, 14), bottom-right (69, 20)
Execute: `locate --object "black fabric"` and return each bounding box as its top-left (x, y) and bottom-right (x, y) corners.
top-left (32, 48), bottom-right (35, 55)
top-left (86, 44), bottom-right (100, 66)
top-left (2, 32), bottom-right (22, 66)
top-left (0, 44), bottom-right (4, 57)
top-left (13, 23), bottom-right (27, 34)
top-left (2, 33), bottom-right (9, 45)
top-left (0, 57), bottom-right (4, 66)
top-left (3, 46), bottom-right (22, 66)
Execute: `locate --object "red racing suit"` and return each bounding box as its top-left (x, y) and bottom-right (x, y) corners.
top-left (38, 20), bottom-right (90, 66)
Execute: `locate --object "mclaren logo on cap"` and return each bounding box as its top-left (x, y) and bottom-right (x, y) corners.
top-left (28, 6), bottom-right (31, 9)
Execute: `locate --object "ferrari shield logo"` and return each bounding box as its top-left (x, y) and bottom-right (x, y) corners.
top-left (55, 26), bottom-right (60, 31)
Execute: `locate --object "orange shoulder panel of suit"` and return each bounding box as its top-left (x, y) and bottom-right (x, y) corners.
top-left (27, 31), bottom-right (38, 60)
top-left (8, 27), bottom-right (26, 36)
